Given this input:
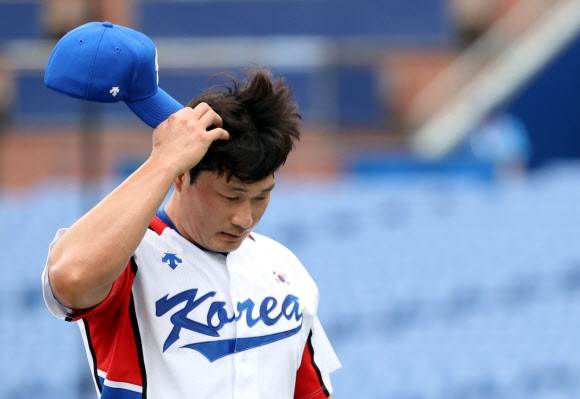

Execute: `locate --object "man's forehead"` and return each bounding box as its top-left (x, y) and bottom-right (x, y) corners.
top-left (223, 175), bottom-right (276, 192)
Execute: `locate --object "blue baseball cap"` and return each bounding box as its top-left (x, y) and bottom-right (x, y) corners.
top-left (44, 21), bottom-right (183, 128)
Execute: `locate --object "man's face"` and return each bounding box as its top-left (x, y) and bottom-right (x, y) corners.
top-left (175, 170), bottom-right (275, 253)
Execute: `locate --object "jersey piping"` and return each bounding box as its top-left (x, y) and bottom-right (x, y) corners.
top-left (294, 330), bottom-right (330, 399)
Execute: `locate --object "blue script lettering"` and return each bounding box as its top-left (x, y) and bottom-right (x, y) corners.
top-left (155, 289), bottom-right (303, 352)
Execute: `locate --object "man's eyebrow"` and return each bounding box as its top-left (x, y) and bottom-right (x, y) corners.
top-left (229, 183), bottom-right (276, 193)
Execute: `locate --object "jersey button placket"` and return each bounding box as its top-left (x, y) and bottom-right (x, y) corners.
top-left (233, 350), bottom-right (258, 399)
top-left (227, 255), bottom-right (259, 399)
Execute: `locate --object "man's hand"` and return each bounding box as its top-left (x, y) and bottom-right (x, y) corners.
top-left (151, 102), bottom-right (229, 176)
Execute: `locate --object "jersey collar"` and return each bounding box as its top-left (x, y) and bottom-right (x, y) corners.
top-left (154, 208), bottom-right (230, 256)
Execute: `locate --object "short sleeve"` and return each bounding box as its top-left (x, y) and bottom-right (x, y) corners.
top-left (42, 228), bottom-right (74, 320)
top-left (295, 317), bottom-right (341, 399)
top-left (41, 228), bottom-right (134, 322)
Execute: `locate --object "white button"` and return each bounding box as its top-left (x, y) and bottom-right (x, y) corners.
top-left (241, 353), bottom-right (248, 362)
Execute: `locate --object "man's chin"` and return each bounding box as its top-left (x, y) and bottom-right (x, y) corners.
top-left (209, 235), bottom-right (246, 253)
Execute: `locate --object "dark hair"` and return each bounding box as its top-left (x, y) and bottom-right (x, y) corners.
top-left (186, 66), bottom-right (301, 184)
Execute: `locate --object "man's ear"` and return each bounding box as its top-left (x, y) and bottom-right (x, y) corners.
top-left (173, 172), bottom-right (187, 192)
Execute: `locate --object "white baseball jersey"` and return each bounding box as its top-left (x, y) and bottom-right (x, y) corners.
top-left (42, 213), bottom-right (341, 398)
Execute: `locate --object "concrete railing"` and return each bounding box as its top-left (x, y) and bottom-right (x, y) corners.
top-left (410, 0), bottom-right (580, 159)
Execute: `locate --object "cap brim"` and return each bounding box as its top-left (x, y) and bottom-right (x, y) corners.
top-left (125, 87), bottom-right (184, 128)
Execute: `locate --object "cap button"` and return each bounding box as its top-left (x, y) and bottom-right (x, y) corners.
top-left (102, 21), bottom-right (113, 27)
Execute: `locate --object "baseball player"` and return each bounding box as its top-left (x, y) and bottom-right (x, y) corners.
top-left (41, 22), bottom-right (341, 398)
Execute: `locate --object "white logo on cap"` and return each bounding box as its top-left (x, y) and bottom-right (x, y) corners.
top-left (110, 87), bottom-right (120, 97)
top-left (154, 48), bottom-right (159, 86)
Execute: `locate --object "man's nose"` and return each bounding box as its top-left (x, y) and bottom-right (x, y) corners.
top-left (231, 200), bottom-right (253, 229)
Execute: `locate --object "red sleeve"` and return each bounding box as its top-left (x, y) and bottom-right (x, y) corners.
top-left (66, 259), bottom-right (146, 389)
top-left (294, 330), bottom-right (331, 399)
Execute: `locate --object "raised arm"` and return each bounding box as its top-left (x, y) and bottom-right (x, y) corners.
top-left (47, 103), bottom-right (228, 310)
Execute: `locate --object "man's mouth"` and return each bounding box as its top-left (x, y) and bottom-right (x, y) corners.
top-left (220, 231), bottom-right (247, 241)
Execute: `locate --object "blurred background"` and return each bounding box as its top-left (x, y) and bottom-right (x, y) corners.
top-left (1, 0), bottom-right (580, 398)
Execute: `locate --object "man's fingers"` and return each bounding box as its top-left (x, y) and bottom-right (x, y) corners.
top-left (209, 127), bottom-right (230, 142)
top-left (189, 102), bottom-right (223, 128)
top-left (198, 107), bottom-right (223, 129)
top-left (155, 103), bottom-right (227, 143)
